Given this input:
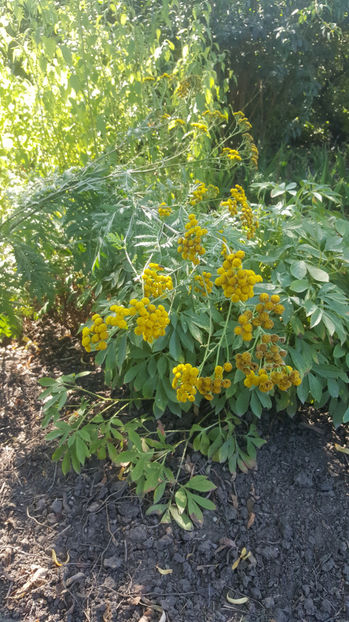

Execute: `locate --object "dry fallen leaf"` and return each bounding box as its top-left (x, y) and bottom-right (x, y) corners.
top-left (156, 565), bottom-right (173, 575)
top-left (11, 566), bottom-right (47, 599)
top-left (51, 548), bottom-right (70, 567)
top-left (102, 602), bottom-right (112, 622)
top-left (334, 443), bottom-right (349, 455)
top-left (231, 494), bottom-right (238, 509)
top-left (226, 593), bottom-right (249, 605)
top-left (247, 512), bottom-right (255, 529)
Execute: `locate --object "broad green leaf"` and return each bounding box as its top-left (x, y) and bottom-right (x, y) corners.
top-left (306, 264), bottom-right (329, 282)
top-left (187, 321), bottom-right (203, 344)
top-left (111, 449), bottom-right (137, 464)
top-left (289, 347), bottom-right (311, 376)
top-left (46, 428), bottom-right (64, 440)
top-left (297, 375), bottom-right (309, 404)
top-left (309, 307), bottom-right (323, 328)
top-left (128, 428), bottom-right (143, 451)
top-left (327, 378), bottom-right (339, 398)
top-left (290, 260), bottom-right (307, 279)
top-left (157, 356), bottom-right (167, 377)
top-left (75, 436), bottom-right (89, 464)
top-left (175, 488), bottom-right (187, 514)
top-left (290, 279), bottom-right (310, 293)
top-left (153, 481), bottom-right (167, 504)
top-left (250, 391), bottom-right (262, 418)
top-left (333, 345), bottom-right (346, 359)
top-left (169, 330), bottom-right (183, 362)
top-left (322, 313), bottom-right (336, 336)
top-left (256, 390), bottom-right (272, 409)
top-left (187, 495), bottom-right (203, 523)
top-left (308, 373), bottom-right (323, 403)
top-left (142, 376), bottom-right (155, 399)
top-left (39, 377), bottom-right (57, 386)
top-left (124, 362), bottom-right (145, 384)
top-left (62, 453), bottom-right (71, 475)
top-left (189, 492), bottom-right (216, 511)
top-left (235, 388), bottom-right (250, 416)
top-left (117, 334), bottom-right (127, 371)
top-left (146, 503), bottom-right (168, 516)
top-left (107, 442), bottom-right (119, 463)
top-left (143, 464), bottom-right (162, 492)
top-left (169, 506), bottom-right (193, 531)
top-left (185, 475), bottom-right (216, 492)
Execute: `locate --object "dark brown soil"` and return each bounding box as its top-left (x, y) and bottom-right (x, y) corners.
top-left (0, 321), bottom-right (348, 622)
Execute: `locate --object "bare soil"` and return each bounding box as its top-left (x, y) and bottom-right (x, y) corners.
top-left (0, 321), bottom-right (348, 622)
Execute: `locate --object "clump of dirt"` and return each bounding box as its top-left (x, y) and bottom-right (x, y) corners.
top-left (0, 321), bottom-right (348, 622)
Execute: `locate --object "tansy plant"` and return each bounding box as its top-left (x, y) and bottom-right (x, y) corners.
top-left (39, 111), bottom-right (301, 529)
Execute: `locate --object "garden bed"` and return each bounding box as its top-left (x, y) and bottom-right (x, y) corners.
top-left (0, 322), bottom-right (348, 622)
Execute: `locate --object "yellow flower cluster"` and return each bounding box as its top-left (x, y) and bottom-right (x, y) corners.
top-left (81, 314), bottom-right (109, 352)
top-left (243, 133), bottom-right (259, 168)
top-left (253, 293), bottom-right (285, 329)
top-left (244, 366), bottom-right (301, 392)
top-left (236, 351), bottom-right (256, 375)
top-left (105, 305), bottom-right (130, 330)
top-left (168, 118), bottom-right (185, 130)
top-left (230, 185), bottom-right (258, 239)
top-left (196, 363), bottom-right (232, 401)
top-left (215, 250), bottom-right (263, 302)
top-left (203, 109), bottom-right (228, 122)
top-left (234, 310), bottom-right (254, 341)
top-left (158, 202), bottom-right (172, 218)
top-left (189, 180), bottom-right (219, 206)
top-left (233, 110), bottom-right (252, 132)
top-left (191, 122), bottom-right (210, 135)
top-left (193, 271), bottom-right (213, 296)
top-left (255, 334), bottom-right (286, 366)
top-left (178, 213), bottom-right (207, 265)
top-left (222, 147), bottom-right (242, 162)
top-left (172, 362), bottom-right (233, 403)
top-left (250, 143), bottom-right (259, 168)
top-left (175, 75), bottom-right (201, 97)
top-left (128, 297), bottom-right (170, 343)
top-left (220, 198), bottom-right (238, 216)
top-left (235, 342), bottom-right (301, 393)
top-left (172, 363), bottom-right (199, 402)
top-left (229, 184), bottom-right (246, 209)
top-left (142, 263), bottom-right (173, 298)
